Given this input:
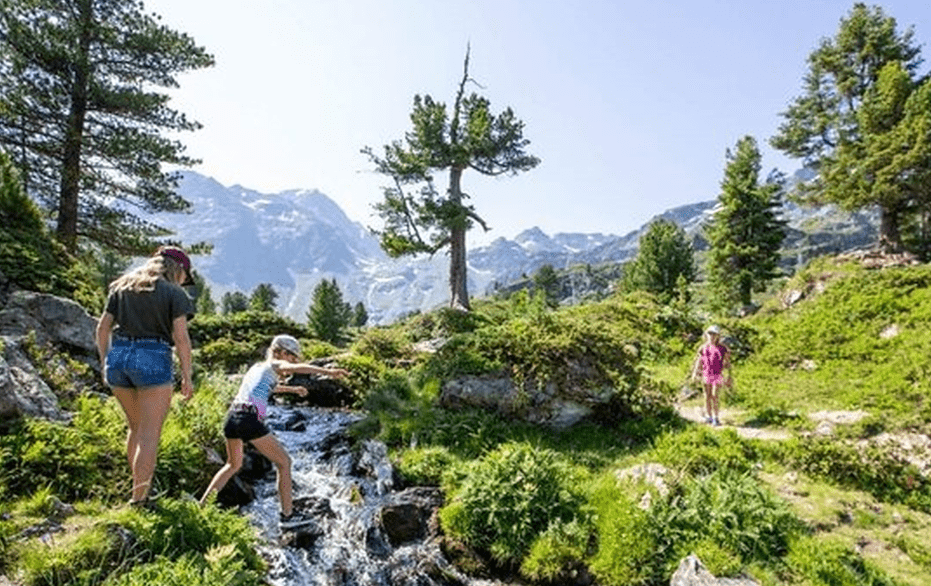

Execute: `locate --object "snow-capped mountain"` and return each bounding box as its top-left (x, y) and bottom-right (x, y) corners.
top-left (150, 171), bottom-right (878, 325)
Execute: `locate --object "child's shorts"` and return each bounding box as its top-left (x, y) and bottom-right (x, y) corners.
top-left (105, 337), bottom-right (173, 388)
top-left (223, 404), bottom-right (271, 442)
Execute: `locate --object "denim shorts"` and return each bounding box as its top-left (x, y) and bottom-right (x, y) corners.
top-left (223, 405), bottom-right (271, 442)
top-left (105, 337), bottom-right (173, 388)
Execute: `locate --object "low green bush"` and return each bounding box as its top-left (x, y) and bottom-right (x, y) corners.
top-left (778, 436), bottom-right (931, 513)
top-left (0, 150), bottom-right (99, 311)
top-left (0, 381), bottom-right (227, 505)
top-left (586, 474), bottom-right (657, 586)
top-left (652, 468), bottom-right (803, 576)
top-left (649, 425), bottom-right (760, 475)
top-left (17, 521), bottom-right (127, 586)
top-left (104, 548), bottom-right (263, 586)
top-left (350, 326), bottom-right (414, 362)
top-left (197, 338), bottom-right (261, 373)
top-left (520, 518), bottom-right (591, 583)
top-left (14, 499), bottom-right (262, 586)
top-left (395, 445), bottom-right (460, 487)
top-left (0, 395), bottom-right (125, 502)
top-left (116, 499), bottom-right (261, 567)
top-left (439, 442), bottom-right (588, 566)
top-left (786, 534), bottom-right (900, 586)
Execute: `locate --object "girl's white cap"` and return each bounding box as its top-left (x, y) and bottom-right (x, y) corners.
top-left (271, 334), bottom-right (302, 358)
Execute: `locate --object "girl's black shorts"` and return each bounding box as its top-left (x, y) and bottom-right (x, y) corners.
top-left (223, 405), bottom-right (271, 442)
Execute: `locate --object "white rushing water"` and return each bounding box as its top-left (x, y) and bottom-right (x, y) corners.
top-left (238, 406), bottom-right (505, 586)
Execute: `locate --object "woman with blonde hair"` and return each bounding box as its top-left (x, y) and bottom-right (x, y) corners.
top-left (95, 245), bottom-right (196, 507)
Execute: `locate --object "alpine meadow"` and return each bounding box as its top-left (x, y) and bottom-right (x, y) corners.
top-left (4, 2), bottom-right (931, 586)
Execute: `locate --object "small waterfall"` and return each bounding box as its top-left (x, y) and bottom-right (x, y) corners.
top-left (239, 406), bottom-right (507, 586)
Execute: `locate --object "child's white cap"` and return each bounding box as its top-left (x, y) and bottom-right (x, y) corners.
top-left (271, 334), bottom-right (302, 358)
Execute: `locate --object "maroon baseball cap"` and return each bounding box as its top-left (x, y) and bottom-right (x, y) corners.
top-left (156, 245), bottom-right (195, 286)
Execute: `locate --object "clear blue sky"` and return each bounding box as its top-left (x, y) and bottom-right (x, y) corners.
top-left (146, 0), bottom-right (931, 245)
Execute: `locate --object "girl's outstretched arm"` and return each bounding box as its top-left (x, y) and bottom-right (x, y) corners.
top-left (274, 384), bottom-right (308, 397)
top-left (272, 360), bottom-right (350, 379)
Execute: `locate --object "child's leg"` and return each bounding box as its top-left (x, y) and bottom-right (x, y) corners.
top-left (251, 434), bottom-right (293, 516)
top-left (710, 383), bottom-right (721, 421)
top-left (200, 438), bottom-right (244, 505)
top-left (704, 383), bottom-right (714, 421)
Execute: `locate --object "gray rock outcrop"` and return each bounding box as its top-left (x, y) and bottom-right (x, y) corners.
top-left (0, 290), bottom-right (98, 423)
top-left (670, 555), bottom-right (760, 586)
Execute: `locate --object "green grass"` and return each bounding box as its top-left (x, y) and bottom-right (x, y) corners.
top-left (7, 255), bottom-right (931, 585)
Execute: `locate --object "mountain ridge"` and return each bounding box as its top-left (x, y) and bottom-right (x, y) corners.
top-left (149, 171), bottom-right (879, 324)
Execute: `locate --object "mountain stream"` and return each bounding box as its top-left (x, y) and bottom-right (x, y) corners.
top-left (237, 405), bottom-right (505, 586)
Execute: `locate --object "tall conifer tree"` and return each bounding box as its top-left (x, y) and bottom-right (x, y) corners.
top-left (704, 136), bottom-right (786, 310)
top-left (363, 47), bottom-right (539, 311)
top-left (770, 3), bottom-right (923, 251)
top-left (0, 0), bottom-right (214, 252)
top-left (307, 279), bottom-right (352, 345)
top-left (622, 218), bottom-right (695, 301)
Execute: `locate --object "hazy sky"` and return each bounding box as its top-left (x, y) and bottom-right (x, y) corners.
top-left (146, 0), bottom-right (931, 245)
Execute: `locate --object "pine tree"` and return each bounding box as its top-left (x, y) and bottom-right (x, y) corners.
top-left (352, 302), bottom-right (368, 328)
top-left (770, 3), bottom-right (923, 251)
top-left (221, 291), bottom-right (249, 315)
top-left (704, 136), bottom-right (786, 310)
top-left (249, 283), bottom-right (278, 313)
top-left (532, 264), bottom-right (561, 308)
top-left (193, 273), bottom-right (216, 315)
top-left (0, 0), bottom-right (214, 252)
top-left (622, 218), bottom-right (695, 301)
top-left (306, 279), bottom-right (352, 345)
top-left (362, 47), bottom-right (539, 311)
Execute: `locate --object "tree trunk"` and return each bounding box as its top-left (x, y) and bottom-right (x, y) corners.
top-left (56, 5), bottom-right (92, 252)
top-left (447, 167), bottom-right (470, 311)
top-left (879, 204), bottom-right (902, 254)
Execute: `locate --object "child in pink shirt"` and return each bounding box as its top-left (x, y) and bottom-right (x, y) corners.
top-left (690, 325), bottom-right (731, 426)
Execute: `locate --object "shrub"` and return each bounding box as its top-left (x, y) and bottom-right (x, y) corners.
top-left (649, 425), bottom-right (759, 475)
top-left (15, 499), bottom-right (263, 586)
top-left (0, 385), bottom-right (225, 505)
top-left (0, 149), bottom-right (98, 310)
top-left (116, 499), bottom-right (261, 567)
top-left (197, 338), bottom-right (262, 373)
top-left (0, 396), bottom-right (125, 502)
top-left (104, 549), bottom-right (264, 586)
top-left (586, 474), bottom-right (657, 586)
top-left (520, 518), bottom-right (591, 583)
top-left (395, 446), bottom-right (460, 487)
top-left (188, 311), bottom-right (308, 347)
top-left (786, 535), bottom-right (900, 586)
top-left (17, 522), bottom-right (127, 586)
top-left (651, 468), bottom-right (803, 575)
top-left (351, 326), bottom-right (414, 362)
top-left (779, 436), bottom-right (931, 512)
top-left (438, 442), bottom-right (587, 566)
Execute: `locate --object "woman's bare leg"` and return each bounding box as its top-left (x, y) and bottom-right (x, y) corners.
top-left (113, 388), bottom-right (142, 496)
top-left (127, 385), bottom-right (173, 502)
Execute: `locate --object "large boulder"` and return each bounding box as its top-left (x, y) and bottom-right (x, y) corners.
top-left (0, 290), bottom-right (97, 352)
top-left (439, 374), bottom-right (616, 429)
top-left (0, 336), bottom-right (69, 422)
top-left (0, 291), bottom-right (98, 424)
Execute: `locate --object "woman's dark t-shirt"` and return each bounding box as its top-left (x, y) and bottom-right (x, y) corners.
top-left (105, 279), bottom-right (195, 345)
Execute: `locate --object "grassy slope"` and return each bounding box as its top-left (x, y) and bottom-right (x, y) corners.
top-left (5, 256), bottom-right (931, 585)
top-left (654, 257), bottom-right (931, 584)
